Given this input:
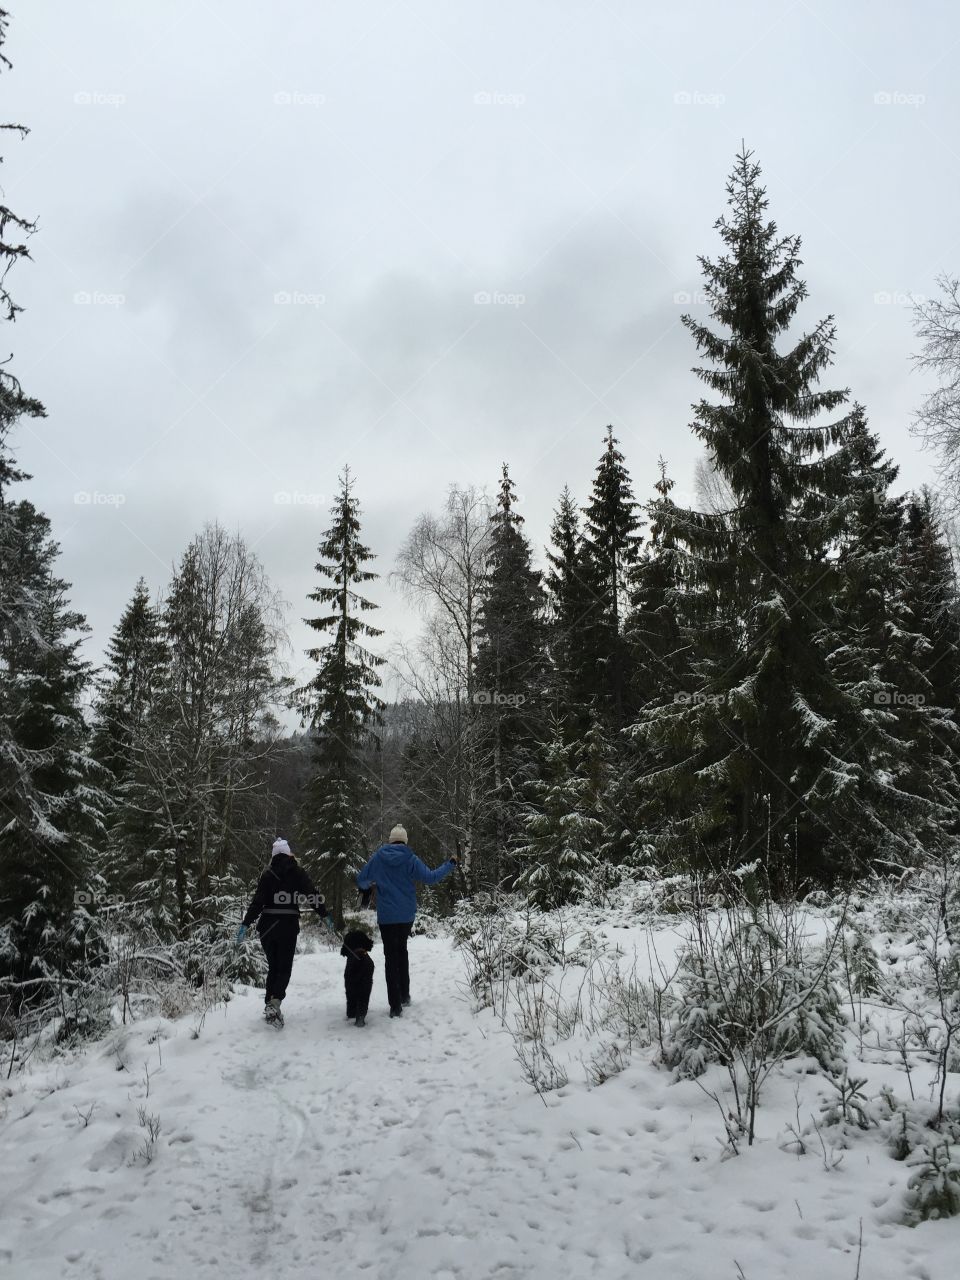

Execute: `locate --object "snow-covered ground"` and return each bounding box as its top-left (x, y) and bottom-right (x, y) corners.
top-left (0, 931), bottom-right (955, 1280)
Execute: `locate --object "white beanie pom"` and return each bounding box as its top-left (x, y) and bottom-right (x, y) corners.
top-left (388, 825), bottom-right (407, 844)
top-left (272, 837), bottom-right (292, 857)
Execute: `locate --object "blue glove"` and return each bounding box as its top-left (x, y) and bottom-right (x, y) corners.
top-left (235, 924), bottom-right (248, 944)
top-left (324, 914), bottom-right (337, 933)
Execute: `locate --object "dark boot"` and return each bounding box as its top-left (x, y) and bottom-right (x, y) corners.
top-left (355, 1014), bottom-right (366, 1027)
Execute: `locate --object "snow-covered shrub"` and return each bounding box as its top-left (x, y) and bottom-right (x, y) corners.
top-left (602, 962), bottom-right (655, 1050)
top-left (134, 1107), bottom-right (162, 1166)
top-left (667, 901), bottom-right (846, 1079)
top-left (583, 1038), bottom-right (628, 1088)
top-left (513, 1038), bottom-right (569, 1095)
top-left (664, 884), bottom-right (846, 1144)
top-left (904, 1138), bottom-right (960, 1224)
top-left (455, 896), bottom-right (602, 1014)
top-left (410, 905), bottom-right (446, 938)
top-left (817, 1069), bottom-right (874, 1145)
top-left (156, 977), bottom-right (198, 1022)
top-left (880, 853), bottom-right (960, 1128)
top-left (840, 922), bottom-right (882, 1004)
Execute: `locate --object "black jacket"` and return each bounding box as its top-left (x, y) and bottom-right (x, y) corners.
top-left (243, 854), bottom-right (327, 933)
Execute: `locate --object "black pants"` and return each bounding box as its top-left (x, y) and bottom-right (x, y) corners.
top-left (379, 922), bottom-right (413, 1012)
top-left (259, 924), bottom-right (298, 1003)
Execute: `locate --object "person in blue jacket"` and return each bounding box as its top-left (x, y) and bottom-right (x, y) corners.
top-left (356, 824), bottom-right (457, 1017)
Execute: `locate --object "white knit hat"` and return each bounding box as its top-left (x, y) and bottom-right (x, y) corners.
top-left (388, 825), bottom-right (407, 844)
top-left (272, 837), bottom-right (292, 857)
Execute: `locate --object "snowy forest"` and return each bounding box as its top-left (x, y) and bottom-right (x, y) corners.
top-left (4, 6), bottom-right (960, 1275)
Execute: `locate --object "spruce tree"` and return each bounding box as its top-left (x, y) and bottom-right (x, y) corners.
top-left (544, 486), bottom-right (582, 717)
top-left (474, 464), bottom-right (547, 881)
top-left (299, 469), bottom-right (384, 922)
top-left (91, 579), bottom-right (169, 908)
top-left (516, 718), bottom-right (601, 910)
top-left (579, 427), bottom-right (641, 729)
top-left (92, 578), bottom-right (166, 784)
top-left (633, 149), bottom-right (878, 885)
top-left (0, 503), bottom-right (104, 1002)
top-left (625, 459), bottom-right (689, 713)
top-left (826, 415), bottom-right (960, 862)
top-left (899, 489), bottom-right (960, 719)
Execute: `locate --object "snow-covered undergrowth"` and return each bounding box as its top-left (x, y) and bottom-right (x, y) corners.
top-left (455, 871), bottom-right (960, 1242)
top-left (1, 874), bottom-right (958, 1280)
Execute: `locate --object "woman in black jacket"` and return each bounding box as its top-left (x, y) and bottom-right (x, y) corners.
top-left (237, 838), bottom-right (334, 1024)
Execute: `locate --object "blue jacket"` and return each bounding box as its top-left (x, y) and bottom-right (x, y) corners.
top-left (356, 843), bottom-right (455, 925)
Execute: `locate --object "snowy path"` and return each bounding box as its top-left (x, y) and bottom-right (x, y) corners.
top-left (0, 936), bottom-right (954, 1280)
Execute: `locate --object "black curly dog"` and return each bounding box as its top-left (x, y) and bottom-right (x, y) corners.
top-left (342, 930), bottom-right (375, 1026)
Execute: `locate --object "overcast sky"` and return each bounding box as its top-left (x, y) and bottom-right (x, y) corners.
top-left (6, 0), bottom-right (960, 693)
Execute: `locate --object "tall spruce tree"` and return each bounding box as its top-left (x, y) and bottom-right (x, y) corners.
top-left (579, 427), bottom-right (641, 729)
top-left (92, 578), bottom-right (166, 784)
top-left (300, 469), bottom-right (384, 921)
top-left (90, 579), bottom-right (168, 906)
top-left (474, 464), bottom-right (547, 881)
top-left (632, 149), bottom-right (884, 885)
top-left (544, 486), bottom-right (583, 720)
top-left (0, 503), bottom-right (104, 1002)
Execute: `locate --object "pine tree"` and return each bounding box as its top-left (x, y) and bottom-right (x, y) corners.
top-left (299, 468), bottom-right (384, 922)
top-left (632, 149), bottom-right (879, 885)
top-left (516, 718), bottom-right (601, 909)
top-left (474, 464), bottom-right (548, 881)
top-left (579, 427), bottom-right (641, 729)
